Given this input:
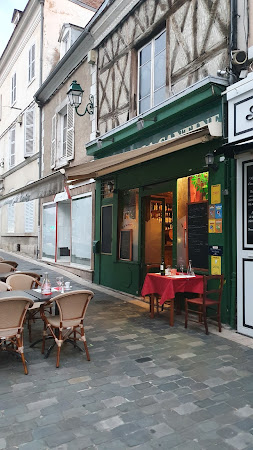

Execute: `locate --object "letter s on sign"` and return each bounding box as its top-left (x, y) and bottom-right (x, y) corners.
top-left (246, 105), bottom-right (253, 121)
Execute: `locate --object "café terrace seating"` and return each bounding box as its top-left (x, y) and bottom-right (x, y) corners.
top-left (0, 262), bottom-right (16, 273)
top-left (40, 290), bottom-right (94, 368)
top-left (185, 274), bottom-right (224, 335)
top-left (6, 274), bottom-right (45, 342)
top-left (0, 296), bottom-right (34, 374)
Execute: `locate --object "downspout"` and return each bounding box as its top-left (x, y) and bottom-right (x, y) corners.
top-left (37, 0), bottom-right (44, 258)
top-left (229, 0), bottom-right (238, 84)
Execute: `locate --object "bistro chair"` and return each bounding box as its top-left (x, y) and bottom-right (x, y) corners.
top-left (0, 281), bottom-right (10, 291)
top-left (1, 260), bottom-right (18, 269)
top-left (185, 275), bottom-right (224, 335)
top-left (6, 274), bottom-right (48, 342)
top-left (40, 290), bottom-right (94, 368)
top-left (15, 272), bottom-right (41, 281)
top-left (0, 296), bottom-right (34, 374)
top-left (144, 264), bottom-right (164, 313)
top-left (0, 263), bottom-right (16, 273)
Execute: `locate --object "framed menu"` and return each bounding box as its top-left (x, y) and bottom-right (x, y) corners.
top-left (243, 161), bottom-right (253, 248)
top-left (119, 229), bottom-right (133, 261)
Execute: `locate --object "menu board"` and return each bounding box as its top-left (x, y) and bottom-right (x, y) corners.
top-left (187, 202), bottom-right (208, 270)
top-left (246, 163), bottom-right (253, 245)
top-left (101, 205), bottom-right (113, 254)
top-left (119, 229), bottom-right (133, 261)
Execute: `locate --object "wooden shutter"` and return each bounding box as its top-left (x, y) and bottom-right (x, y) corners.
top-left (51, 115), bottom-right (56, 168)
top-left (66, 103), bottom-right (74, 160)
top-left (24, 107), bottom-right (34, 156)
top-left (9, 128), bottom-right (15, 168)
top-left (25, 200), bottom-right (34, 232)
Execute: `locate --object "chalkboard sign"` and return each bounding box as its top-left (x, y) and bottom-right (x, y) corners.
top-left (119, 229), bottom-right (133, 261)
top-left (246, 163), bottom-right (253, 245)
top-left (101, 205), bottom-right (113, 254)
top-left (187, 202), bottom-right (208, 270)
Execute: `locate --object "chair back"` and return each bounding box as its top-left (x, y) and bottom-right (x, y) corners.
top-left (0, 297), bottom-right (34, 332)
top-left (16, 272), bottom-right (41, 280)
top-left (6, 274), bottom-right (39, 290)
top-left (146, 264), bottom-right (160, 274)
top-left (1, 260), bottom-right (18, 268)
top-left (203, 275), bottom-right (224, 305)
top-left (55, 290), bottom-right (94, 326)
top-left (0, 281), bottom-right (9, 292)
top-left (0, 262), bottom-right (15, 273)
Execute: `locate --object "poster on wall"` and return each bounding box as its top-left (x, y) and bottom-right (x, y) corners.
top-left (211, 184), bottom-right (221, 204)
top-left (211, 255), bottom-right (221, 275)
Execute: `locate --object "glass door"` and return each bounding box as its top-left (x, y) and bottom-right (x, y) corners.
top-left (144, 197), bottom-right (165, 267)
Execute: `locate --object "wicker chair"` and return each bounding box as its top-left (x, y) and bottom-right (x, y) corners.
top-left (6, 274), bottom-right (46, 342)
top-left (0, 263), bottom-right (16, 273)
top-left (1, 261), bottom-right (18, 269)
top-left (0, 296), bottom-right (34, 374)
top-left (40, 290), bottom-right (94, 368)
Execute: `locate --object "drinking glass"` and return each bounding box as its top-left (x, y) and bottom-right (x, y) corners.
top-left (179, 263), bottom-right (184, 274)
top-left (56, 276), bottom-right (63, 289)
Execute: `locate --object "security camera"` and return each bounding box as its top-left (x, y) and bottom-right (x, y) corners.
top-left (231, 50), bottom-right (247, 65)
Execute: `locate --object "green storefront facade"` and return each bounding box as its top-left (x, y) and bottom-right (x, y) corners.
top-left (87, 78), bottom-right (236, 327)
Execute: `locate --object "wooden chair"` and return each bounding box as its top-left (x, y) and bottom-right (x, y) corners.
top-left (1, 261), bottom-right (18, 269)
top-left (185, 275), bottom-right (224, 335)
top-left (145, 264), bottom-right (164, 313)
top-left (6, 274), bottom-right (46, 342)
top-left (0, 263), bottom-right (16, 273)
top-left (40, 290), bottom-right (94, 368)
top-left (0, 296), bottom-right (34, 374)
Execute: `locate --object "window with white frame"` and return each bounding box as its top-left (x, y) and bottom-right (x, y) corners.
top-left (51, 102), bottom-right (74, 168)
top-left (9, 127), bottom-right (15, 168)
top-left (25, 200), bottom-right (34, 232)
top-left (138, 30), bottom-right (166, 114)
top-left (62, 32), bottom-right (70, 56)
top-left (11, 73), bottom-right (16, 105)
top-left (28, 44), bottom-right (35, 83)
top-left (8, 203), bottom-right (15, 233)
top-left (24, 107), bottom-right (35, 156)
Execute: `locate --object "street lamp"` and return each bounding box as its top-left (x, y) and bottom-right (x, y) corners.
top-left (67, 80), bottom-right (94, 116)
top-left (205, 151), bottom-right (218, 171)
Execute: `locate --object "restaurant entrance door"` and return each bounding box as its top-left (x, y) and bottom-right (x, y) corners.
top-left (143, 191), bottom-right (174, 273)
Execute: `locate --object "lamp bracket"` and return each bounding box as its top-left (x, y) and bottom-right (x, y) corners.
top-left (75, 94), bottom-right (94, 116)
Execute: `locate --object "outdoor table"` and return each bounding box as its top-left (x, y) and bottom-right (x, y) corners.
top-left (141, 273), bottom-right (204, 322)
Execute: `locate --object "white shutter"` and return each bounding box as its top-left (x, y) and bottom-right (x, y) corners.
top-left (11, 73), bottom-right (16, 104)
top-left (9, 127), bottom-right (15, 168)
top-left (0, 94), bottom-right (2, 121)
top-left (29, 44), bottom-right (35, 82)
top-left (25, 200), bottom-right (34, 232)
top-left (66, 103), bottom-right (74, 160)
top-left (7, 204), bottom-right (15, 233)
top-left (51, 115), bottom-right (56, 168)
top-left (24, 107), bottom-right (34, 156)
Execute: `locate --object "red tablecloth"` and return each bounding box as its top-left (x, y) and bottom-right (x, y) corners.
top-left (141, 273), bottom-right (204, 305)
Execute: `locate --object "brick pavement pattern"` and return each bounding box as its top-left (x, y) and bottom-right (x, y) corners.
top-left (0, 251), bottom-right (253, 449)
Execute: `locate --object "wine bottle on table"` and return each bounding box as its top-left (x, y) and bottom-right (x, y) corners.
top-left (160, 259), bottom-right (165, 276)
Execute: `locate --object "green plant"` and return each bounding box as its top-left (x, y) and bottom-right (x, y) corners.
top-left (191, 172), bottom-right (208, 200)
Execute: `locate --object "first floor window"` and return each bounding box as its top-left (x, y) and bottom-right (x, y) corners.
top-left (51, 103), bottom-right (74, 168)
top-left (71, 195), bottom-right (92, 267)
top-left (8, 203), bottom-right (15, 232)
top-left (24, 107), bottom-right (35, 156)
top-left (138, 29), bottom-right (166, 113)
top-left (9, 127), bottom-right (15, 168)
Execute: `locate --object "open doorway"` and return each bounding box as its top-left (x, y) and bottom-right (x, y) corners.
top-left (144, 192), bottom-right (173, 269)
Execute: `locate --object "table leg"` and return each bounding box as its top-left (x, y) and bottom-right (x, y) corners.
top-left (150, 294), bottom-right (155, 319)
top-left (170, 299), bottom-right (174, 326)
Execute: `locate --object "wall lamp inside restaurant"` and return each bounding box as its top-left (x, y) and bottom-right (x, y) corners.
top-left (67, 80), bottom-right (94, 116)
top-left (107, 180), bottom-right (115, 193)
top-left (205, 152), bottom-right (218, 171)
top-left (97, 137), bottom-right (114, 149)
top-left (136, 116), bottom-right (157, 131)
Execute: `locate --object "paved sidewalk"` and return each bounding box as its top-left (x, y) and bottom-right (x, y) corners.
top-left (0, 251), bottom-right (253, 449)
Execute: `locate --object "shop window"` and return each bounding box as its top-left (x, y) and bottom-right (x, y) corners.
top-left (42, 204), bottom-right (56, 259)
top-left (71, 195), bottom-right (92, 266)
top-left (177, 172), bottom-right (209, 270)
top-left (138, 30), bottom-right (166, 114)
top-left (118, 189), bottom-right (139, 261)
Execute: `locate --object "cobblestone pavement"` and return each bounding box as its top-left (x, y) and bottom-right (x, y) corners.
top-left (1, 251), bottom-right (253, 449)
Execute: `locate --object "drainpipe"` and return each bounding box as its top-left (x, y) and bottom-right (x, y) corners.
top-left (229, 0), bottom-right (238, 84)
top-left (37, 0), bottom-right (44, 258)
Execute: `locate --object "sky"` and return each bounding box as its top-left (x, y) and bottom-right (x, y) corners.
top-left (0, 0), bottom-right (28, 57)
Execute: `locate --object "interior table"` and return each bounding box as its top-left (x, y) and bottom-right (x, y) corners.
top-left (141, 273), bottom-right (204, 323)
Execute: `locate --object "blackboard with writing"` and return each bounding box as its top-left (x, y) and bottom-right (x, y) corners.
top-left (119, 229), bottom-right (133, 261)
top-left (187, 202), bottom-right (208, 270)
top-left (101, 205), bottom-right (113, 254)
top-left (247, 164), bottom-right (253, 245)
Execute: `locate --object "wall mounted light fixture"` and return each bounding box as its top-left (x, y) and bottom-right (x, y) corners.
top-left (136, 116), bottom-right (157, 131)
top-left (107, 180), bottom-right (114, 193)
top-left (67, 80), bottom-right (94, 116)
top-left (205, 151), bottom-right (218, 171)
top-left (97, 137), bottom-right (114, 149)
